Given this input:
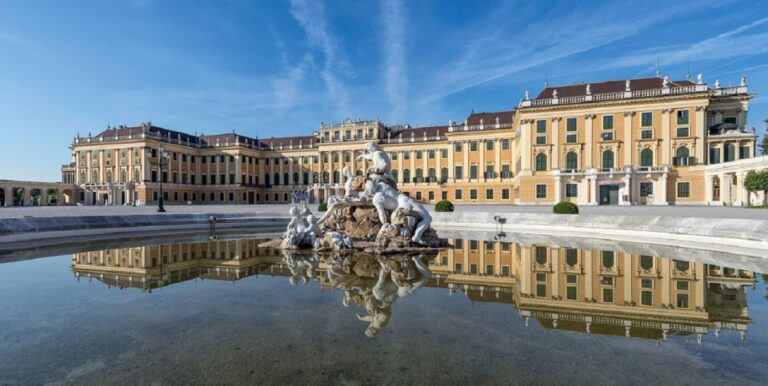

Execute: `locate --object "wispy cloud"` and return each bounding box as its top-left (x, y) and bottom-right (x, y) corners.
top-left (380, 0), bottom-right (407, 121)
top-left (289, 0), bottom-right (350, 118)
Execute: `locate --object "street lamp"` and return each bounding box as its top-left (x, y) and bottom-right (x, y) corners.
top-left (157, 145), bottom-right (169, 213)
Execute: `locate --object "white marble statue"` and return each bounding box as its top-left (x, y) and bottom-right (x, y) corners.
top-left (392, 194), bottom-right (432, 245)
top-left (314, 231), bottom-right (353, 250)
top-left (585, 84), bottom-right (591, 95)
top-left (342, 166), bottom-right (358, 198)
top-left (281, 205), bottom-right (320, 249)
top-left (357, 141), bottom-right (391, 178)
top-left (662, 75), bottom-right (669, 88)
top-left (697, 72), bottom-right (703, 84)
top-left (625, 79), bottom-right (631, 91)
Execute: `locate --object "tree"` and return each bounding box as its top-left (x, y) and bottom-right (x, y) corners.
top-left (744, 170), bottom-right (768, 206)
top-left (761, 118), bottom-right (768, 155)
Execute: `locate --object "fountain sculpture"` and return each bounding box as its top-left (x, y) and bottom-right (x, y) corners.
top-left (265, 140), bottom-right (441, 252)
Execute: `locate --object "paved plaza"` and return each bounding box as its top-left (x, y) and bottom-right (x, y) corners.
top-left (0, 203), bottom-right (765, 220)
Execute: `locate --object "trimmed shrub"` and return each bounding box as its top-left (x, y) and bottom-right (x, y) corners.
top-left (553, 201), bottom-right (579, 214)
top-left (435, 200), bottom-right (455, 212)
top-left (317, 202), bottom-right (328, 212)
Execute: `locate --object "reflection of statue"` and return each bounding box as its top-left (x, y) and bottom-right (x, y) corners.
top-left (283, 252), bottom-right (319, 285)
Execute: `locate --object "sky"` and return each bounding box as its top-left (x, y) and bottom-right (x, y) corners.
top-left (1, 0), bottom-right (767, 181)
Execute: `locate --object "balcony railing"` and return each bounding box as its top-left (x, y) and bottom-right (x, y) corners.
top-left (520, 84), bottom-right (711, 108)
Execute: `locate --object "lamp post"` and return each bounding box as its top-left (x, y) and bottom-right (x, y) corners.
top-left (157, 145), bottom-right (168, 213)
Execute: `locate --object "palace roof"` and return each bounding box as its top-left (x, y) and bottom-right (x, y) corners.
top-left (535, 77), bottom-right (697, 100)
top-left (465, 109), bottom-right (516, 125)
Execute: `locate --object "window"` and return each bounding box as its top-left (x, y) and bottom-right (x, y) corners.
top-left (603, 288), bottom-right (614, 303)
top-left (536, 135), bottom-right (547, 145)
top-left (535, 153), bottom-right (547, 171)
top-left (469, 165), bottom-right (477, 179)
top-left (470, 240), bottom-right (478, 250)
top-left (502, 189), bottom-right (510, 200)
top-left (674, 260), bottom-right (690, 272)
top-left (501, 139), bottom-right (510, 150)
top-left (565, 249), bottom-right (578, 266)
top-left (603, 115), bottom-right (613, 130)
top-left (641, 129), bottom-right (653, 139)
top-left (470, 189), bottom-right (477, 200)
top-left (416, 191), bottom-right (422, 201)
top-left (390, 152), bottom-right (398, 160)
top-left (441, 191), bottom-right (448, 200)
top-left (455, 189), bottom-right (463, 200)
top-left (566, 117), bottom-right (577, 131)
top-left (565, 152), bottom-right (578, 170)
top-left (641, 291), bottom-right (653, 306)
top-left (675, 147), bottom-right (691, 166)
top-left (641, 279), bottom-right (653, 289)
top-left (566, 286), bottom-right (577, 300)
top-left (640, 255), bottom-right (654, 270)
top-left (486, 140), bottom-right (493, 151)
top-left (640, 182), bottom-right (653, 197)
top-left (724, 143), bottom-right (735, 162)
top-left (676, 280), bottom-right (689, 291)
top-left (469, 141), bottom-right (478, 151)
top-left (344, 152), bottom-right (351, 162)
top-left (415, 151), bottom-right (423, 159)
top-left (602, 251), bottom-right (615, 268)
top-left (485, 164), bottom-right (494, 178)
top-left (566, 133), bottom-right (577, 143)
top-left (402, 169), bottom-right (410, 183)
top-left (565, 184), bottom-right (578, 198)
top-left (535, 247), bottom-right (547, 265)
top-left (428, 149), bottom-right (435, 159)
top-left (677, 182), bottom-right (690, 198)
top-left (602, 150), bottom-right (614, 169)
top-left (502, 266), bottom-right (510, 276)
top-left (536, 184), bottom-right (547, 199)
top-left (454, 142), bottom-right (462, 152)
top-left (676, 127), bottom-right (689, 137)
top-left (676, 110), bottom-right (689, 125)
top-left (428, 191), bottom-right (435, 201)
top-left (536, 284), bottom-right (547, 298)
top-left (391, 170), bottom-right (398, 182)
top-left (402, 151), bottom-right (410, 160)
top-left (640, 148), bottom-right (653, 167)
top-left (454, 263), bottom-right (462, 273)
top-left (641, 112), bottom-right (653, 127)
top-left (486, 189), bottom-right (494, 200)
top-left (676, 294), bottom-right (689, 308)
top-left (739, 146), bottom-right (751, 159)
top-left (486, 265), bottom-right (494, 275)
top-left (454, 239), bottom-right (463, 249)
top-left (536, 120), bottom-right (546, 133)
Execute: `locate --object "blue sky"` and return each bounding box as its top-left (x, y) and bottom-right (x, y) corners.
top-left (1, 0), bottom-right (767, 181)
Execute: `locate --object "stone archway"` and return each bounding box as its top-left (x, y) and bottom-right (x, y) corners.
top-left (30, 188), bottom-right (42, 206)
top-left (62, 189), bottom-right (73, 204)
top-left (46, 189), bottom-right (59, 205)
top-left (13, 187), bottom-right (25, 206)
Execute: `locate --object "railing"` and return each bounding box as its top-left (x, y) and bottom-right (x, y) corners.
top-left (522, 84), bottom-right (712, 108)
top-left (448, 122), bottom-right (514, 133)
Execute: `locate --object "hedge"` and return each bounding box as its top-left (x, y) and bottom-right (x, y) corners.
top-left (435, 200), bottom-right (454, 212)
top-left (553, 201), bottom-right (579, 214)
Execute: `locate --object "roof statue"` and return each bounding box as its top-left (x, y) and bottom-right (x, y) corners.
top-left (586, 84), bottom-right (591, 95)
top-left (697, 72), bottom-right (703, 85)
top-left (625, 79), bottom-right (631, 91)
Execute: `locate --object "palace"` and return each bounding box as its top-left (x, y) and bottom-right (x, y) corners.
top-left (24, 74), bottom-right (763, 207)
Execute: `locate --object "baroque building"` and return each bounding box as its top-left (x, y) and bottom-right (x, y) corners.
top-left (62, 75), bottom-right (764, 207)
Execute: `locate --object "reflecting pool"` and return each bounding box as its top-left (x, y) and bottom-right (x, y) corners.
top-left (1, 231), bottom-right (767, 384)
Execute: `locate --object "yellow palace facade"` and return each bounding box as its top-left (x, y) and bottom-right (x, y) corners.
top-left (65, 75), bottom-right (762, 206)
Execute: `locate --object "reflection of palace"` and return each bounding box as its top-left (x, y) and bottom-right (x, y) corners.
top-left (433, 239), bottom-right (754, 341)
top-left (73, 238), bottom-right (756, 341)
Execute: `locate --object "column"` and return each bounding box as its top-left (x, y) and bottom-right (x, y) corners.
top-left (398, 151), bottom-right (404, 184)
top-left (409, 150), bottom-right (416, 184)
top-left (436, 146), bottom-right (443, 182)
top-left (462, 142), bottom-right (469, 182)
top-left (554, 175), bottom-right (562, 202)
top-left (588, 175), bottom-right (598, 205)
top-left (584, 251), bottom-right (593, 301)
top-left (736, 172), bottom-right (747, 206)
top-left (5, 186), bottom-right (13, 206)
top-left (479, 141), bottom-right (485, 180)
top-left (661, 109), bottom-right (671, 165)
top-left (551, 248), bottom-right (560, 299)
top-left (584, 115), bottom-right (594, 168)
top-left (720, 173), bottom-right (731, 205)
top-left (448, 143), bottom-right (455, 180)
top-left (695, 106), bottom-right (706, 163)
top-left (623, 112), bottom-right (633, 166)
top-left (620, 174), bottom-right (631, 205)
top-left (661, 259), bottom-right (670, 307)
top-left (552, 117), bottom-right (560, 169)
top-left (705, 174), bottom-right (713, 204)
top-left (623, 253), bottom-right (632, 304)
top-left (494, 139), bottom-right (501, 180)
top-left (656, 173), bottom-right (668, 205)
top-left (520, 120), bottom-right (532, 171)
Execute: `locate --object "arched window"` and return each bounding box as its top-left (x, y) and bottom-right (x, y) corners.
top-left (312, 172), bottom-right (319, 183)
top-left (428, 168), bottom-right (436, 180)
top-left (535, 153), bottom-right (547, 171)
top-left (724, 143), bottom-right (735, 162)
top-left (106, 170), bottom-right (113, 184)
top-left (640, 148), bottom-right (653, 167)
top-left (415, 169), bottom-right (423, 182)
top-left (565, 152), bottom-right (578, 170)
top-left (640, 255), bottom-right (654, 270)
top-left (273, 173), bottom-right (280, 186)
top-left (674, 260), bottom-right (690, 272)
top-left (676, 147), bottom-right (689, 158)
top-left (322, 172), bottom-right (329, 184)
top-left (283, 173), bottom-right (289, 185)
top-left (391, 169), bottom-right (398, 182)
top-left (440, 167), bottom-right (448, 181)
top-left (565, 249), bottom-right (578, 267)
top-left (602, 150), bottom-right (614, 169)
top-left (602, 251), bottom-right (615, 268)
top-left (403, 169), bottom-right (411, 183)
top-left (303, 172), bottom-right (309, 185)
top-left (332, 171), bottom-right (340, 184)
top-left (120, 170), bottom-right (126, 183)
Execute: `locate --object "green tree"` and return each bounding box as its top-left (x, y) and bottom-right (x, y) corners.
top-left (744, 170), bottom-right (768, 206)
top-left (761, 118), bottom-right (768, 155)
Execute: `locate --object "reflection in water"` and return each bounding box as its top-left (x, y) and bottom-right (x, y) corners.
top-left (72, 237), bottom-right (756, 341)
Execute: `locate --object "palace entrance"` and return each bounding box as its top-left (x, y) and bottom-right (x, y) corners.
top-left (599, 184), bottom-right (620, 205)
